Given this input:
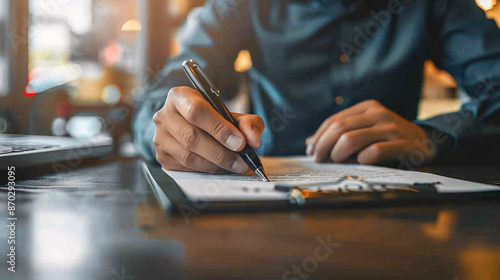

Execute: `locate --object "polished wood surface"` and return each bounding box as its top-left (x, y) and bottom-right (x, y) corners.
top-left (1, 158), bottom-right (500, 280)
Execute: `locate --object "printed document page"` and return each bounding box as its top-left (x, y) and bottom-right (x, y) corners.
top-left (163, 156), bottom-right (499, 201)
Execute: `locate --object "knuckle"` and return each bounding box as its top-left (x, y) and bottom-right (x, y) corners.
top-left (178, 151), bottom-right (195, 166)
top-left (166, 88), bottom-right (182, 107)
top-left (324, 117), bottom-right (334, 126)
top-left (375, 108), bottom-right (392, 120)
top-left (169, 86), bottom-right (189, 98)
top-left (209, 120), bottom-right (230, 141)
top-left (386, 123), bottom-right (400, 135)
top-left (166, 89), bottom-right (182, 108)
top-left (178, 86), bottom-right (194, 94)
top-left (168, 87), bottom-right (179, 97)
top-left (184, 99), bottom-right (203, 123)
top-left (180, 126), bottom-right (199, 149)
top-left (339, 133), bottom-right (355, 152)
top-left (211, 150), bottom-right (231, 168)
top-left (364, 99), bottom-right (382, 110)
top-left (331, 120), bottom-right (347, 133)
top-left (153, 112), bottom-right (161, 124)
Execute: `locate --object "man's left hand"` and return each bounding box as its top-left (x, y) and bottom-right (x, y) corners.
top-left (306, 100), bottom-right (435, 165)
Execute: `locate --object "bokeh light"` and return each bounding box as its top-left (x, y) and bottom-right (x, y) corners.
top-left (477, 0), bottom-right (497, 10)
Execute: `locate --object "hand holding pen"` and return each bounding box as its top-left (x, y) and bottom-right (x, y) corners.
top-left (152, 60), bottom-right (269, 181)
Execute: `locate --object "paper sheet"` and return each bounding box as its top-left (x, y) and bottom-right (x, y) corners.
top-left (163, 156), bottom-right (499, 201)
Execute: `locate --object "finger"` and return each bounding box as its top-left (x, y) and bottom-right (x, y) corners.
top-left (305, 136), bottom-right (315, 156)
top-left (162, 112), bottom-right (249, 173)
top-left (357, 140), bottom-right (408, 165)
top-left (330, 126), bottom-right (390, 163)
top-left (312, 115), bottom-right (378, 162)
top-left (234, 113), bottom-right (265, 148)
top-left (170, 87), bottom-right (247, 152)
top-left (154, 129), bottom-right (198, 172)
top-left (305, 136), bottom-right (313, 146)
top-left (156, 152), bottom-right (198, 172)
top-left (154, 129), bottom-right (227, 173)
top-left (306, 137), bottom-right (316, 156)
top-left (309, 100), bottom-right (377, 146)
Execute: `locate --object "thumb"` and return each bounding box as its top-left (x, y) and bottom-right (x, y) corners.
top-left (233, 113), bottom-right (265, 148)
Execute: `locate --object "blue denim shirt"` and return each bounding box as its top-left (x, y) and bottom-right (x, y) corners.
top-left (135, 0), bottom-right (500, 164)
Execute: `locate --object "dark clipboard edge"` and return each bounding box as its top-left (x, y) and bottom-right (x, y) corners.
top-left (142, 161), bottom-right (500, 214)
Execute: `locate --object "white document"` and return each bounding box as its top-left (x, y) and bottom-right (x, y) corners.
top-left (163, 156), bottom-right (499, 201)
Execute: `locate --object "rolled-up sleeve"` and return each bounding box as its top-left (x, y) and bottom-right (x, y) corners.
top-left (417, 0), bottom-right (500, 164)
top-left (133, 0), bottom-right (251, 161)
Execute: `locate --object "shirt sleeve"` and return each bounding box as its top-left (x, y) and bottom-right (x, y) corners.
top-left (417, 0), bottom-right (500, 164)
top-left (133, 0), bottom-right (252, 161)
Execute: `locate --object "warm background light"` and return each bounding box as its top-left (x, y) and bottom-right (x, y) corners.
top-left (477, 0), bottom-right (497, 10)
top-left (121, 19), bottom-right (142, 31)
top-left (234, 50), bottom-right (253, 73)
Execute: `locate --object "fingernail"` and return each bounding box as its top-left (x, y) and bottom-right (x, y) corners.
top-left (226, 134), bottom-right (244, 151)
top-left (306, 139), bottom-right (315, 156)
top-left (231, 159), bottom-right (248, 173)
top-left (306, 144), bottom-right (314, 156)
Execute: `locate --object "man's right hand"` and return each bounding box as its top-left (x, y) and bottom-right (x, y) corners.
top-left (153, 86), bottom-right (265, 174)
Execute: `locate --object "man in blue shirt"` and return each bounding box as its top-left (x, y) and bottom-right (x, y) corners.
top-left (134, 0), bottom-right (500, 174)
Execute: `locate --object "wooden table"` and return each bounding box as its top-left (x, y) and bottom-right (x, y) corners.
top-left (2, 157), bottom-right (500, 280)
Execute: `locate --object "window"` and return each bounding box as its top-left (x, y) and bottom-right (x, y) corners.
top-left (28, 0), bottom-right (139, 104)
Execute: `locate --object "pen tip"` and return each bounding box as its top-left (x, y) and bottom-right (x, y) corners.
top-left (255, 167), bottom-right (270, 182)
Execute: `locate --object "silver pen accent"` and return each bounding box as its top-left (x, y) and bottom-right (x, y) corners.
top-left (255, 167), bottom-right (270, 182)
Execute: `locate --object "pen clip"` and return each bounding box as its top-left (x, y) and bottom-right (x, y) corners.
top-left (182, 60), bottom-right (237, 125)
top-left (197, 66), bottom-right (221, 97)
top-left (184, 61), bottom-right (220, 97)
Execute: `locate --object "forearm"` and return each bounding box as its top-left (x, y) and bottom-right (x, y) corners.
top-left (416, 93), bottom-right (500, 164)
top-left (423, 0), bottom-right (500, 164)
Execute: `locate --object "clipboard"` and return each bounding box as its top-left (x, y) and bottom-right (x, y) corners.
top-left (142, 161), bottom-right (500, 214)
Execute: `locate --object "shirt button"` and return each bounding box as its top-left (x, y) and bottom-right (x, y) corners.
top-left (339, 55), bottom-right (350, 63)
top-left (335, 96), bottom-right (344, 105)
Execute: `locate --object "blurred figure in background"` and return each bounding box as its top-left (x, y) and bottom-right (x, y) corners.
top-left (135, 0), bottom-right (500, 174)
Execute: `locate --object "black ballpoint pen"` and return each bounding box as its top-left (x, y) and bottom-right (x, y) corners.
top-left (182, 60), bottom-right (270, 182)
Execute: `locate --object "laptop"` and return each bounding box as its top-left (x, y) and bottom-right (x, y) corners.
top-left (0, 134), bottom-right (112, 169)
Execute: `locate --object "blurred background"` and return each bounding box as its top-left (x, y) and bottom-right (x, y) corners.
top-left (0, 0), bottom-right (499, 157)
